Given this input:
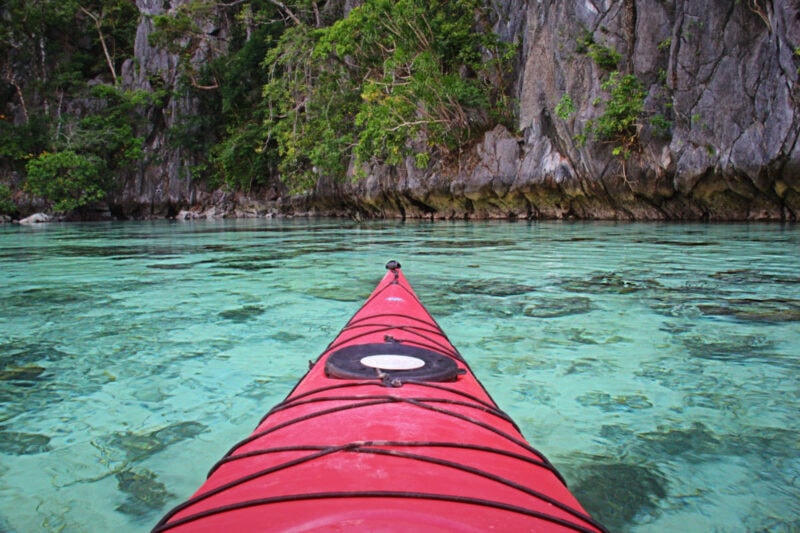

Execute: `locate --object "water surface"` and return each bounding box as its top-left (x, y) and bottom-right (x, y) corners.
top-left (0, 219), bottom-right (797, 532)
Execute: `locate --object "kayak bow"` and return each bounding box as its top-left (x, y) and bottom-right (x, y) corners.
top-left (154, 261), bottom-right (607, 532)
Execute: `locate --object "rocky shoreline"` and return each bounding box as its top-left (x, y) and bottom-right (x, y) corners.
top-left (3, 1), bottom-right (798, 225)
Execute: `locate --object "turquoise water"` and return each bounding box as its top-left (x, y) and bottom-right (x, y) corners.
top-left (0, 219), bottom-right (797, 532)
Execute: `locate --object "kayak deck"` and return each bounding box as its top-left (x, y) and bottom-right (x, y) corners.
top-left (154, 262), bottom-right (607, 532)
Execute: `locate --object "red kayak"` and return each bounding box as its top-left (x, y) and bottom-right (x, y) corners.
top-left (154, 261), bottom-right (607, 532)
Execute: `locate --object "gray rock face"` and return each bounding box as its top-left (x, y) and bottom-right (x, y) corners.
top-left (321, 0), bottom-right (800, 220)
top-left (115, 0), bottom-right (223, 218)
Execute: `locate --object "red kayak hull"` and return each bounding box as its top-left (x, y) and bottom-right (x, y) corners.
top-left (155, 263), bottom-right (606, 532)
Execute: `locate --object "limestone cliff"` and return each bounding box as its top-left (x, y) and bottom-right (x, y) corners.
top-left (122, 0), bottom-right (799, 221)
top-left (513, 0), bottom-right (800, 220)
top-left (114, 0), bottom-right (221, 217)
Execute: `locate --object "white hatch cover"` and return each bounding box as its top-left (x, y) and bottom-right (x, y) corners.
top-left (359, 354), bottom-right (426, 370)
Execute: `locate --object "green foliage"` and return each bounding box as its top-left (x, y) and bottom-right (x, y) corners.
top-left (1, 0), bottom-right (141, 214)
top-left (649, 114), bottom-right (672, 137)
top-left (263, 0), bottom-right (514, 191)
top-left (150, 12), bottom-right (201, 54)
top-left (0, 115), bottom-right (50, 168)
top-left (0, 184), bottom-right (16, 215)
top-left (593, 73), bottom-right (646, 138)
top-left (588, 44), bottom-right (621, 70)
top-left (25, 151), bottom-right (108, 212)
top-left (586, 72), bottom-right (647, 159)
top-left (71, 86), bottom-right (153, 170)
top-left (555, 94), bottom-right (576, 120)
top-left (149, 0), bottom-right (218, 58)
top-left (577, 31), bottom-right (620, 70)
top-left (17, 86), bottom-right (154, 210)
top-left (1, 0), bottom-right (137, 87)
top-left (262, 24), bottom-right (354, 191)
top-left (209, 122), bottom-right (273, 191)
top-left (6, 0), bottom-right (518, 202)
top-left (152, 2), bottom-right (287, 191)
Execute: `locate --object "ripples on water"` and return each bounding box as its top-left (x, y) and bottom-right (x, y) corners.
top-left (0, 220), bottom-right (797, 532)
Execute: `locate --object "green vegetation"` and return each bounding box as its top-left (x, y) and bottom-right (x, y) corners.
top-left (555, 94), bottom-right (576, 120)
top-left (1, 0), bottom-right (514, 208)
top-left (560, 28), bottom-right (673, 164)
top-left (1, 0), bottom-right (140, 210)
top-left (261, 0), bottom-right (514, 191)
top-left (144, 0), bottom-right (514, 192)
top-left (19, 85), bottom-right (161, 211)
top-left (586, 72), bottom-right (646, 159)
top-left (25, 151), bottom-right (107, 212)
top-left (0, 184), bottom-right (16, 215)
top-left (576, 31), bottom-right (620, 70)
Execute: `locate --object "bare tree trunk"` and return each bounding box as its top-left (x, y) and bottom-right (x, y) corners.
top-left (5, 66), bottom-right (29, 123)
top-left (80, 7), bottom-right (118, 85)
top-left (312, 1), bottom-right (321, 28)
top-left (267, 0), bottom-right (302, 25)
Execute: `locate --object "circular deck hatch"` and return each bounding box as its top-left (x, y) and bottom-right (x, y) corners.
top-left (325, 343), bottom-right (461, 383)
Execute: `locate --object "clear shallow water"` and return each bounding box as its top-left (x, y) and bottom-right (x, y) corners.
top-left (0, 219), bottom-right (798, 532)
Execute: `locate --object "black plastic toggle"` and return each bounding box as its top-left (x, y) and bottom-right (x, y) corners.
top-left (385, 260), bottom-right (401, 270)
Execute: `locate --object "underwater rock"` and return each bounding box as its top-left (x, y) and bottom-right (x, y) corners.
top-left (549, 327), bottom-right (626, 346)
top-left (0, 365), bottom-right (46, 383)
top-left (213, 256), bottom-right (277, 271)
top-left (697, 298), bottom-right (800, 324)
top-left (570, 461), bottom-right (667, 532)
top-left (469, 297), bottom-right (526, 318)
top-left (522, 296), bottom-right (592, 318)
top-left (711, 269), bottom-right (800, 286)
top-left (647, 292), bottom-right (705, 319)
top-left (0, 429), bottom-right (52, 455)
top-left (103, 421), bottom-right (208, 462)
top-left (306, 286), bottom-right (370, 302)
top-left (576, 391), bottom-right (653, 413)
top-left (682, 390), bottom-right (743, 413)
top-left (560, 272), bottom-right (659, 294)
top-left (151, 421), bottom-right (208, 445)
top-left (481, 352), bottom-right (555, 379)
top-left (218, 305), bottom-right (265, 322)
top-left (598, 424), bottom-right (638, 447)
top-left (637, 422), bottom-right (723, 460)
top-left (419, 292), bottom-right (463, 318)
top-left (682, 333), bottom-right (774, 361)
top-left (511, 382), bottom-right (554, 405)
top-left (451, 278), bottom-right (536, 297)
top-left (563, 357), bottom-right (620, 376)
top-left (115, 467), bottom-right (175, 516)
top-left (269, 331), bottom-right (306, 343)
top-left (731, 426), bottom-right (800, 459)
top-left (0, 338), bottom-right (70, 367)
top-left (146, 262), bottom-right (194, 270)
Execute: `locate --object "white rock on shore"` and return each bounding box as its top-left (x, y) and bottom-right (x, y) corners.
top-left (18, 213), bottom-right (51, 224)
